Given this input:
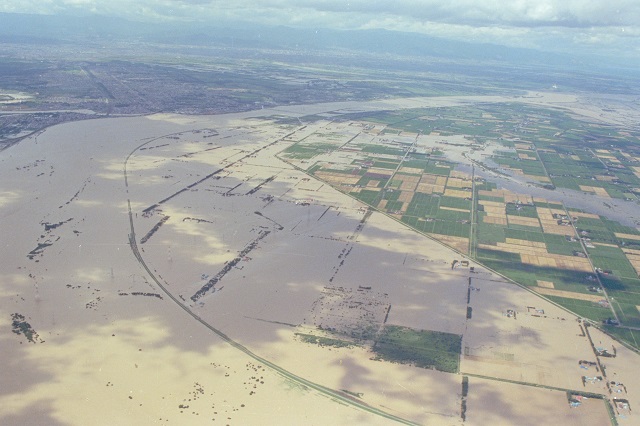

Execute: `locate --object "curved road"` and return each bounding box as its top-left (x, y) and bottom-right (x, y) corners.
top-left (123, 134), bottom-right (417, 425)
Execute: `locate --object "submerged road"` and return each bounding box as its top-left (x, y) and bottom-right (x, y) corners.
top-left (123, 131), bottom-right (417, 425)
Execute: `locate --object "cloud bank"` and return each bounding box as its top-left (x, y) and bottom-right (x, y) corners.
top-left (1, 0), bottom-right (638, 57)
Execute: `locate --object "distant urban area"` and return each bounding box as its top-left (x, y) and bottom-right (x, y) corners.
top-left (6, 30), bottom-right (638, 150)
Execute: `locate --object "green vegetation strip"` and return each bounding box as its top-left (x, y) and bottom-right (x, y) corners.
top-left (296, 333), bottom-right (357, 348)
top-left (373, 325), bottom-right (462, 373)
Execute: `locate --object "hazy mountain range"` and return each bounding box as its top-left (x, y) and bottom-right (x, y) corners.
top-left (1, 12), bottom-right (636, 77)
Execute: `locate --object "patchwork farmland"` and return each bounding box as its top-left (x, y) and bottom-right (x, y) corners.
top-left (278, 102), bottom-right (640, 350)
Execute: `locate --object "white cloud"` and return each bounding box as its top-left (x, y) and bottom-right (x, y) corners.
top-left (0, 0), bottom-right (638, 57)
top-left (3, 0), bottom-right (637, 27)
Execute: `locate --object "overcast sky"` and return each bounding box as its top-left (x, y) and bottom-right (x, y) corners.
top-left (1, 0), bottom-right (639, 59)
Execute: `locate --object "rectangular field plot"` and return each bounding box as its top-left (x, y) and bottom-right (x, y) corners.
top-left (356, 174), bottom-right (388, 188)
top-left (610, 300), bottom-right (640, 328)
top-left (401, 216), bottom-right (470, 239)
top-left (533, 200), bottom-right (565, 209)
top-left (423, 162), bottom-right (453, 176)
top-left (600, 275), bottom-right (640, 326)
top-left (372, 160), bottom-right (400, 170)
top-left (475, 250), bottom-right (598, 291)
top-left (574, 221), bottom-right (618, 244)
top-left (427, 234), bottom-right (469, 254)
top-left (543, 234), bottom-right (584, 256)
top-left (360, 144), bottom-right (406, 156)
top-left (373, 325), bottom-right (462, 373)
top-left (505, 203), bottom-right (538, 218)
top-left (479, 242), bottom-right (592, 272)
top-left (446, 177), bottom-right (472, 188)
top-left (431, 220), bottom-right (470, 238)
top-left (401, 158), bottom-right (429, 169)
top-left (314, 170), bottom-right (361, 186)
top-left (616, 232), bottom-right (640, 241)
top-left (603, 325), bottom-right (640, 349)
top-left (506, 215), bottom-right (541, 229)
top-left (476, 222), bottom-right (506, 245)
top-left (383, 200), bottom-right (404, 212)
top-left (402, 193), bottom-right (471, 239)
top-left (492, 151), bottom-right (548, 177)
top-left (404, 193), bottom-right (440, 217)
top-left (281, 142), bottom-right (341, 160)
top-left (547, 296), bottom-right (613, 321)
top-left (352, 188), bottom-right (381, 205)
top-left (419, 173), bottom-right (448, 186)
top-left (588, 245), bottom-right (638, 279)
top-left (444, 188), bottom-right (473, 198)
top-left (503, 228), bottom-right (545, 243)
top-left (623, 247), bottom-right (640, 276)
top-left (533, 287), bottom-right (608, 303)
